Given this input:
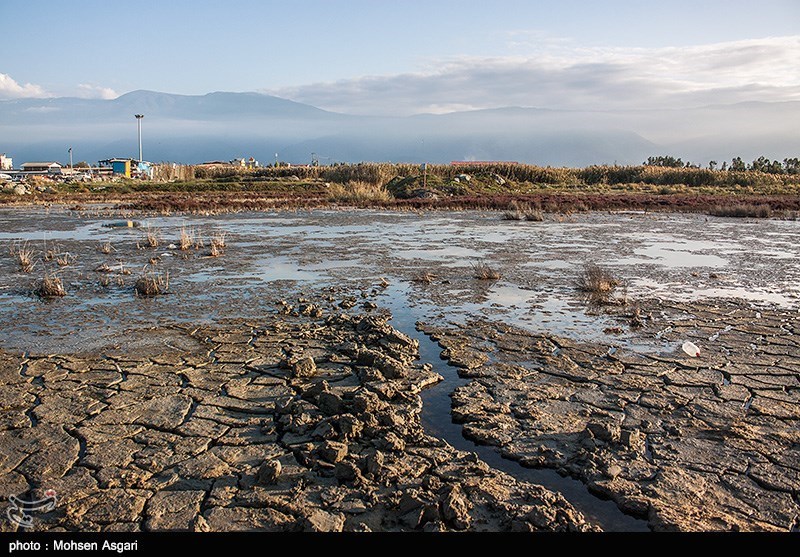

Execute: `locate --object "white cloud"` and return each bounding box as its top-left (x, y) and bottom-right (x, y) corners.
top-left (267, 36), bottom-right (800, 116)
top-left (0, 73), bottom-right (50, 99)
top-left (76, 83), bottom-right (119, 100)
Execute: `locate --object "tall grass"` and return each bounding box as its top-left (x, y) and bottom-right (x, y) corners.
top-left (326, 180), bottom-right (392, 202)
top-left (708, 204), bottom-right (772, 218)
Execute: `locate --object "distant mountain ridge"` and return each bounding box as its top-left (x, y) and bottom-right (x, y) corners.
top-left (1, 90), bottom-right (797, 167)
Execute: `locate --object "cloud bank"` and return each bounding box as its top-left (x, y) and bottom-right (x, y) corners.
top-left (269, 36), bottom-right (800, 116)
top-left (76, 83), bottom-right (119, 100)
top-left (0, 73), bottom-right (50, 99)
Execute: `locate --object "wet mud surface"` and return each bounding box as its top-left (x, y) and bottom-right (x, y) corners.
top-left (0, 206), bottom-right (798, 531)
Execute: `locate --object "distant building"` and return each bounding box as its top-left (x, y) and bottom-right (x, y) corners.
top-left (20, 161), bottom-right (63, 174)
top-left (0, 154), bottom-right (12, 171)
top-left (230, 157), bottom-right (259, 169)
top-left (99, 158), bottom-right (132, 178)
top-left (98, 158), bottom-right (153, 179)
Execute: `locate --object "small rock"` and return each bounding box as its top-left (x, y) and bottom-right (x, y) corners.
top-left (336, 414), bottom-right (363, 439)
top-left (192, 514), bottom-right (210, 532)
top-left (422, 520), bottom-right (447, 532)
top-left (310, 421), bottom-right (337, 440)
top-left (353, 391), bottom-right (381, 414)
top-left (586, 422), bottom-right (620, 443)
top-left (606, 464), bottom-right (623, 479)
top-left (399, 490), bottom-right (427, 513)
top-left (366, 450), bottom-right (385, 476)
top-left (619, 429), bottom-right (643, 450)
top-left (255, 459), bottom-right (282, 485)
top-left (317, 440), bottom-right (348, 464)
top-left (304, 509), bottom-right (345, 532)
top-left (440, 485), bottom-right (471, 530)
top-left (379, 431), bottom-right (405, 452)
top-left (318, 391), bottom-right (345, 415)
top-left (290, 357), bottom-right (317, 377)
top-left (334, 461), bottom-right (362, 483)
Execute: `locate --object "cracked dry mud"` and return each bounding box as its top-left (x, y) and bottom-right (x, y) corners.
top-left (0, 300), bottom-right (595, 532)
top-left (421, 299), bottom-right (800, 532)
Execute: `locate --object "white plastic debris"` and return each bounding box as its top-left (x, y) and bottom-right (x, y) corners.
top-left (682, 341), bottom-right (701, 357)
top-left (168, 243), bottom-right (178, 250)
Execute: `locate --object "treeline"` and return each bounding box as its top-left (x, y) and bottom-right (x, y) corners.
top-left (645, 155), bottom-right (800, 175)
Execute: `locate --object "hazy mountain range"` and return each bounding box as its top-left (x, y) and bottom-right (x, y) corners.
top-left (1, 90), bottom-right (797, 167)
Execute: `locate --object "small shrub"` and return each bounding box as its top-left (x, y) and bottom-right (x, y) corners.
top-left (472, 263), bottom-right (502, 280)
top-left (576, 263), bottom-right (621, 305)
top-left (35, 272), bottom-right (66, 298)
top-left (134, 270), bottom-right (169, 297)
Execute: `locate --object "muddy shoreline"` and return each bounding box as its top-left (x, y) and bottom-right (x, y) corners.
top-left (0, 205), bottom-right (798, 531)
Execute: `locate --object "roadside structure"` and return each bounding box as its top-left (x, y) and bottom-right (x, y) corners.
top-left (20, 162), bottom-right (63, 174)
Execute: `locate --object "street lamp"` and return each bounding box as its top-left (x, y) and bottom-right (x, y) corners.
top-left (135, 114), bottom-right (144, 162)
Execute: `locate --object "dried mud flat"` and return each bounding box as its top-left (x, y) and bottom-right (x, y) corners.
top-left (0, 299), bottom-right (595, 533)
top-left (422, 299), bottom-right (800, 531)
top-left (1, 206), bottom-right (799, 532)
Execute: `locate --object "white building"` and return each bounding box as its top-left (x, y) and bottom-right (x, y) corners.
top-left (0, 154), bottom-right (12, 171)
top-left (20, 162), bottom-right (63, 174)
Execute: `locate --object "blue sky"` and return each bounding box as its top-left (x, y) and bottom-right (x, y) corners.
top-left (1, 0), bottom-right (799, 114)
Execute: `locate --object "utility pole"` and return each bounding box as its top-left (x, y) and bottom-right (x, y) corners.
top-left (68, 147), bottom-right (73, 169)
top-left (135, 114), bottom-right (144, 162)
top-left (275, 153), bottom-right (278, 167)
top-left (421, 138), bottom-right (427, 189)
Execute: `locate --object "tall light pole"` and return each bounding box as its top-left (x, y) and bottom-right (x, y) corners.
top-left (135, 114), bottom-right (144, 162)
top-left (68, 147), bottom-right (73, 169)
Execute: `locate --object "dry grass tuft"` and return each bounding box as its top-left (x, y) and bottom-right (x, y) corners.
top-left (99, 241), bottom-right (115, 254)
top-left (708, 203), bottom-right (772, 218)
top-left (327, 180), bottom-right (392, 203)
top-left (56, 253), bottom-right (74, 267)
top-left (179, 227), bottom-right (195, 251)
top-left (141, 225), bottom-right (160, 248)
top-left (35, 272), bottom-right (66, 298)
top-left (209, 232), bottom-right (226, 257)
top-left (11, 242), bottom-right (36, 273)
top-left (94, 263), bottom-right (114, 273)
top-left (472, 262), bottom-right (502, 280)
top-left (134, 270), bottom-right (170, 297)
top-left (503, 200), bottom-right (544, 221)
top-left (412, 271), bottom-right (437, 284)
top-left (576, 262), bottom-right (622, 305)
